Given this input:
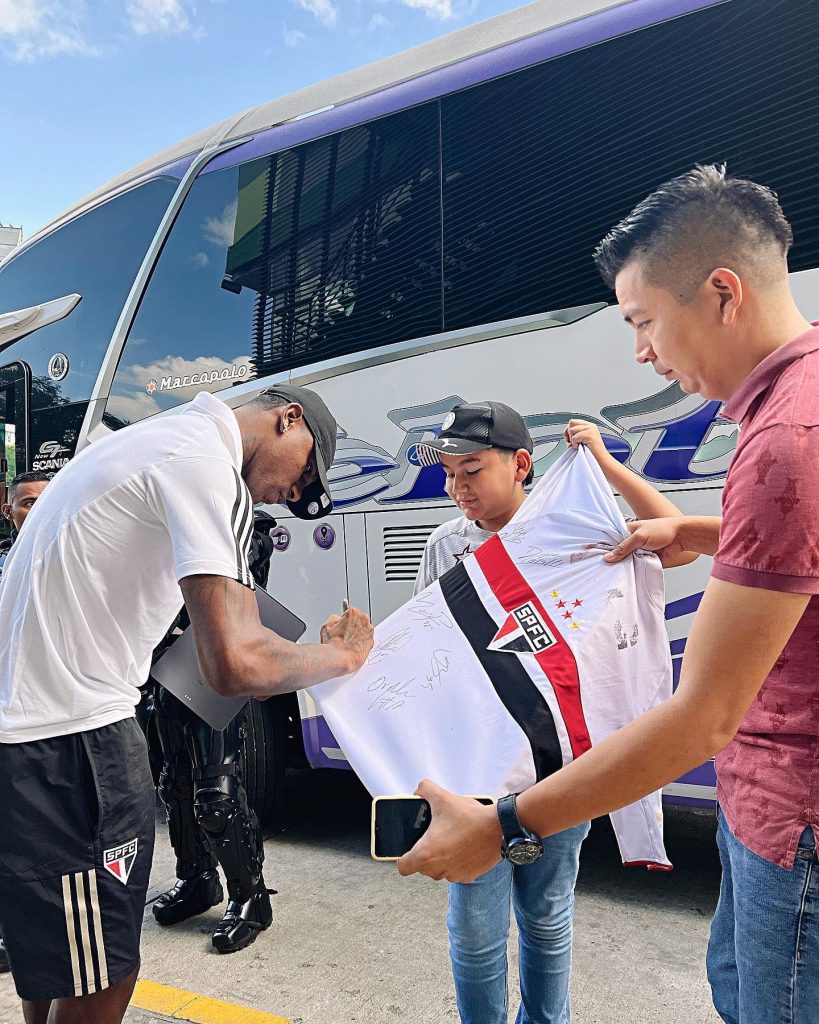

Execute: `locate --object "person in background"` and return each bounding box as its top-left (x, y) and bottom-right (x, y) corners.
top-left (0, 470), bottom-right (50, 575)
top-left (148, 515), bottom-right (279, 954)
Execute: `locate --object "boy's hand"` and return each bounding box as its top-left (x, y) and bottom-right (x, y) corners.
top-left (320, 606), bottom-right (374, 673)
top-left (564, 419), bottom-right (610, 462)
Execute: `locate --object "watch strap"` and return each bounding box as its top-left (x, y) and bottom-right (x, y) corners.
top-left (497, 793), bottom-right (522, 845)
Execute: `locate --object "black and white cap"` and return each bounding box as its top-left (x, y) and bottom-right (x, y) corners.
top-left (416, 401), bottom-right (533, 467)
top-left (261, 385), bottom-right (337, 521)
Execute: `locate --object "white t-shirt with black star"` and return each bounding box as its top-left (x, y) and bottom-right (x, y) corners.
top-left (0, 392), bottom-right (255, 744)
top-left (414, 517), bottom-right (494, 594)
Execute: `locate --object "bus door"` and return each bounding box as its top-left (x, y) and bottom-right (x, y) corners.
top-left (0, 361), bottom-right (31, 509)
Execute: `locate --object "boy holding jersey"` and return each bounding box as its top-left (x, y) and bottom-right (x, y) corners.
top-left (415, 401), bottom-right (693, 1024)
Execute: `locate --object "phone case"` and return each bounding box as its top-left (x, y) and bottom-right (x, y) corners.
top-left (370, 795), bottom-right (425, 862)
top-left (370, 795), bottom-right (494, 862)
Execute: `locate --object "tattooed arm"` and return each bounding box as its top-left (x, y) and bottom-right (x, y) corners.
top-left (180, 574), bottom-right (373, 698)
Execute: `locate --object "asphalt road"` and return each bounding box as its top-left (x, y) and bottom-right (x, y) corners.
top-left (0, 768), bottom-right (723, 1023)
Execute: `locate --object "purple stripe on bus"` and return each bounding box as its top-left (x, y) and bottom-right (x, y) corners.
top-left (301, 714), bottom-right (352, 771)
top-left (202, 0), bottom-right (719, 176)
top-left (665, 591), bottom-right (705, 620)
top-left (664, 760), bottom-right (718, 807)
top-left (665, 794), bottom-right (716, 808)
top-left (677, 760), bottom-right (717, 787)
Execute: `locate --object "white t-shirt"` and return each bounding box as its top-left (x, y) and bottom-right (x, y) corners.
top-left (414, 517), bottom-right (493, 594)
top-left (0, 392), bottom-right (255, 743)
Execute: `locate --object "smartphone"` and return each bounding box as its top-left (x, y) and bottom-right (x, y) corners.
top-left (371, 795), bottom-right (494, 861)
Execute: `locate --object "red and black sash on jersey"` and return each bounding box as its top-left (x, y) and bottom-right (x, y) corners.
top-left (438, 534), bottom-right (591, 781)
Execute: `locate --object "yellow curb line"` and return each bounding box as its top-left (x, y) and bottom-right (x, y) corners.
top-left (132, 979), bottom-right (292, 1024)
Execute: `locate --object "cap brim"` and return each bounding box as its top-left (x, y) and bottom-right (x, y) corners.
top-left (286, 442), bottom-right (334, 520)
top-left (416, 438), bottom-right (492, 466)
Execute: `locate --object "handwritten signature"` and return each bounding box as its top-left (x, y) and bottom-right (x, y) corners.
top-left (518, 545), bottom-right (564, 568)
top-left (366, 628), bottom-right (412, 666)
top-left (499, 522), bottom-right (535, 545)
top-left (422, 649), bottom-right (454, 690)
top-left (366, 675), bottom-right (415, 712)
top-left (409, 592), bottom-right (454, 631)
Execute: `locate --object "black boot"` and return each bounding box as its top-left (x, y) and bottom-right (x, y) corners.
top-left (152, 871), bottom-right (224, 926)
top-left (211, 881), bottom-right (273, 953)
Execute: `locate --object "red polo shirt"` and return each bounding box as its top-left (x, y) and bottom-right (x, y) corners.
top-left (712, 324), bottom-right (819, 868)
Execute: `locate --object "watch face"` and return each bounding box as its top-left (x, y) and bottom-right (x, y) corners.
top-left (506, 838), bottom-right (543, 865)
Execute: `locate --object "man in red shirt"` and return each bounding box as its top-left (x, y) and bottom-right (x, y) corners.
top-left (399, 165), bottom-right (818, 1023)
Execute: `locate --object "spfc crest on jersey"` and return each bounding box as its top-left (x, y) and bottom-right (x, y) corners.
top-left (102, 838), bottom-right (138, 885)
top-left (488, 601), bottom-right (557, 655)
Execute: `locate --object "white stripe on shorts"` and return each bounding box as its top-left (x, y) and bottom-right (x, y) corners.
top-left (61, 874), bottom-right (82, 995)
top-left (62, 871), bottom-right (106, 995)
top-left (86, 870), bottom-right (108, 988)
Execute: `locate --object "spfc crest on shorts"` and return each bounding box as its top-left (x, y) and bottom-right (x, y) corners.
top-left (103, 838), bottom-right (138, 885)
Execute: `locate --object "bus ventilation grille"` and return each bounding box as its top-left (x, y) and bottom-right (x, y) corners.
top-left (383, 525), bottom-right (438, 582)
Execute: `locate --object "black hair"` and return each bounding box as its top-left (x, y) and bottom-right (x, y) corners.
top-left (250, 391), bottom-right (290, 411)
top-left (8, 470), bottom-right (50, 499)
top-left (593, 164), bottom-right (793, 300)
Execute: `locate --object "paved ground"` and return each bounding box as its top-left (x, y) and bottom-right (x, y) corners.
top-left (0, 768), bottom-right (722, 1023)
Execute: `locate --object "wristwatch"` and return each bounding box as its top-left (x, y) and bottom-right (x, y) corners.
top-left (497, 793), bottom-right (543, 865)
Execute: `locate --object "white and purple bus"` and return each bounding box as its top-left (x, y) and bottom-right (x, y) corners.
top-left (2, 0), bottom-right (818, 818)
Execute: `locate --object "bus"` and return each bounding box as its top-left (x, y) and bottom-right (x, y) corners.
top-left (2, 0), bottom-right (817, 820)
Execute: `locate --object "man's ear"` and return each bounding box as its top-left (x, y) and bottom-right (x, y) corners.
top-left (2, 504), bottom-right (12, 524)
top-left (708, 267), bottom-right (743, 326)
top-left (280, 402), bottom-right (305, 433)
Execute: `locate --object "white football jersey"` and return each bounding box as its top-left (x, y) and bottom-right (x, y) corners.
top-left (312, 446), bottom-right (673, 868)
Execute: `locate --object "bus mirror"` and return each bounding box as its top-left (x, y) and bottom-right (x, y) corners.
top-left (0, 293), bottom-right (81, 352)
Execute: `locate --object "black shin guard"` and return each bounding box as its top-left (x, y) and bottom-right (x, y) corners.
top-left (157, 756), bottom-right (218, 879)
top-left (194, 764), bottom-right (265, 903)
top-left (153, 698), bottom-right (218, 880)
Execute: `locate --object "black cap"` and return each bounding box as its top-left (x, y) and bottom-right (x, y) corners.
top-left (416, 401), bottom-right (533, 467)
top-left (260, 385), bottom-right (337, 520)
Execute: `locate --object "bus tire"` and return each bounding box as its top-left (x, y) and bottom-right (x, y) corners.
top-left (241, 697), bottom-right (288, 825)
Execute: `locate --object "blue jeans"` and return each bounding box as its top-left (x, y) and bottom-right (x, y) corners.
top-left (447, 822), bottom-right (590, 1024)
top-left (707, 808), bottom-right (819, 1024)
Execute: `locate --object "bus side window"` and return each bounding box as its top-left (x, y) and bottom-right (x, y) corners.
top-left (440, 0), bottom-right (819, 331)
top-left (106, 103), bottom-right (443, 428)
top-left (0, 178), bottom-right (178, 415)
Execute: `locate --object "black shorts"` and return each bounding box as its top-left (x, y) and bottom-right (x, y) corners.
top-left (0, 718), bottom-right (155, 1001)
